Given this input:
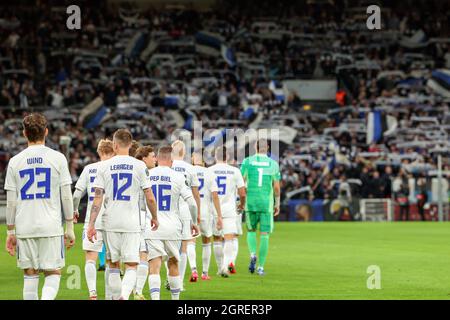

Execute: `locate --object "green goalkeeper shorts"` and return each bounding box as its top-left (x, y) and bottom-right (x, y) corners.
top-left (245, 211), bottom-right (274, 233)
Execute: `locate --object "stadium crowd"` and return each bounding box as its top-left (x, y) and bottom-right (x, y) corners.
top-left (0, 0), bottom-right (449, 220)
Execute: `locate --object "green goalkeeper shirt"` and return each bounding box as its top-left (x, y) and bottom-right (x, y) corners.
top-left (240, 154), bottom-right (281, 213)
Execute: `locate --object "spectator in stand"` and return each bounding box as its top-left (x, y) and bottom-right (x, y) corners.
top-left (416, 175), bottom-right (428, 221)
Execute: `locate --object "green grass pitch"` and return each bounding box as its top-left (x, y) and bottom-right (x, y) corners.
top-left (1, 222), bottom-right (450, 300)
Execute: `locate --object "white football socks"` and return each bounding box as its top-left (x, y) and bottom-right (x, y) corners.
top-left (23, 275), bottom-right (39, 300)
top-left (135, 261), bottom-right (149, 295)
top-left (232, 238), bottom-right (239, 265)
top-left (105, 265), bottom-right (112, 300)
top-left (179, 252), bottom-right (187, 288)
top-left (222, 240), bottom-right (234, 271)
top-left (213, 241), bottom-right (224, 271)
top-left (41, 274), bottom-right (61, 300)
top-left (108, 268), bottom-right (122, 300)
top-left (121, 268), bottom-right (137, 300)
top-left (85, 260), bottom-right (97, 297)
top-left (168, 275), bottom-right (181, 300)
top-left (148, 274), bottom-right (161, 300)
top-left (202, 243), bottom-right (212, 274)
top-left (187, 242), bottom-right (197, 272)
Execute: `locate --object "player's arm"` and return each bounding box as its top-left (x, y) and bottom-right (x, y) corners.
top-left (143, 187), bottom-right (158, 231)
top-left (5, 190), bottom-right (17, 256)
top-left (61, 184), bottom-right (76, 248)
top-left (87, 187), bottom-right (104, 242)
top-left (191, 186), bottom-right (201, 224)
top-left (181, 184), bottom-right (199, 236)
top-left (273, 180), bottom-right (281, 217)
top-left (237, 187), bottom-right (246, 212)
top-left (72, 188), bottom-right (86, 224)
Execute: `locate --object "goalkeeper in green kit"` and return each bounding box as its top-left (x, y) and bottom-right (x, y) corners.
top-left (240, 139), bottom-right (281, 276)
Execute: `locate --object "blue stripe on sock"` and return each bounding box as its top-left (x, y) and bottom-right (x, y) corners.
top-left (150, 288), bottom-right (160, 293)
top-left (109, 268), bottom-right (120, 274)
top-left (171, 289), bottom-right (181, 293)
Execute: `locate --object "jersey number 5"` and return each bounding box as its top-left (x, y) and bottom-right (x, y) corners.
top-left (19, 168), bottom-right (51, 200)
top-left (217, 176), bottom-right (227, 195)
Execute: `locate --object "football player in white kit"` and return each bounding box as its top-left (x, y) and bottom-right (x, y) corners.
top-left (86, 129), bottom-right (158, 300)
top-left (4, 113), bottom-right (76, 300)
top-left (209, 146), bottom-right (246, 277)
top-left (73, 139), bottom-right (115, 300)
top-left (132, 145), bottom-right (156, 300)
top-left (192, 151), bottom-right (223, 280)
top-left (145, 146), bottom-right (200, 300)
top-left (171, 140), bottom-right (201, 288)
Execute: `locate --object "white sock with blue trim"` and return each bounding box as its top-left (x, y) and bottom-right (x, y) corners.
top-left (135, 261), bottom-right (148, 295)
top-left (148, 274), bottom-right (161, 300)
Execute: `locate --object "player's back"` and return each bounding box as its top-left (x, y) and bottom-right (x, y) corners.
top-left (241, 154), bottom-right (280, 212)
top-left (145, 166), bottom-right (188, 240)
top-left (94, 155), bottom-right (150, 233)
top-left (209, 163), bottom-right (244, 217)
top-left (172, 159), bottom-right (198, 220)
top-left (4, 145), bottom-right (72, 238)
top-left (75, 161), bottom-right (105, 230)
top-left (194, 165), bottom-right (216, 218)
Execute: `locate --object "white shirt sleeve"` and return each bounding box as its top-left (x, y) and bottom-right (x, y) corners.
top-left (74, 166), bottom-right (88, 193)
top-left (208, 170), bottom-right (218, 192)
top-left (4, 162), bottom-right (16, 191)
top-left (180, 178), bottom-right (194, 201)
top-left (92, 164), bottom-right (105, 190)
top-left (138, 163), bottom-right (152, 190)
top-left (59, 154), bottom-right (72, 187)
top-left (235, 168), bottom-right (245, 189)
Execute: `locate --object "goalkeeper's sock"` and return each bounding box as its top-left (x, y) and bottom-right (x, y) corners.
top-left (258, 234), bottom-right (270, 268)
top-left (247, 231), bottom-right (257, 257)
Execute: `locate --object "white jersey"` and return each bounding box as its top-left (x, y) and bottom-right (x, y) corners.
top-left (4, 145), bottom-right (72, 238)
top-left (93, 155), bottom-right (151, 233)
top-left (75, 162), bottom-right (105, 230)
top-left (209, 163), bottom-right (245, 218)
top-left (138, 190), bottom-right (149, 231)
top-left (194, 165), bottom-right (218, 220)
top-left (145, 166), bottom-right (192, 240)
top-left (172, 159), bottom-right (199, 220)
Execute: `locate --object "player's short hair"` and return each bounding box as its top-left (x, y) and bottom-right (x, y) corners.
top-left (158, 145), bottom-right (173, 161)
top-left (22, 113), bottom-right (47, 142)
top-left (135, 146), bottom-right (154, 160)
top-left (97, 139), bottom-right (114, 155)
top-left (113, 129), bottom-right (133, 148)
top-left (256, 139), bottom-right (269, 153)
top-left (215, 146), bottom-right (228, 162)
top-left (171, 140), bottom-right (185, 158)
top-left (129, 140), bottom-right (141, 157)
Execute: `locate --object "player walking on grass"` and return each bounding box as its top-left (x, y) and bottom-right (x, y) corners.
top-left (133, 145), bottom-right (157, 300)
top-left (171, 140), bottom-right (201, 287)
top-left (209, 146), bottom-right (246, 277)
top-left (145, 146), bottom-right (199, 300)
top-left (73, 139), bottom-right (115, 300)
top-left (192, 152), bottom-right (223, 280)
top-left (240, 139), bottom-right (281, 276)
top-left (4, 113), bottom-right (76, 300)
top-left (86, 129), bottom-right (158, 300)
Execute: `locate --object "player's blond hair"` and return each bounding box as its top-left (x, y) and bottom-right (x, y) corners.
top-left (97, 139), bottom-right (114, 156)
top-left (171, 140), bottom-right (185, 158)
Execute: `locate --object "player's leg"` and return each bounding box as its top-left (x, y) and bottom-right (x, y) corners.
top-left (213, 235), bottom-right (224, 275)
top-left (98, 244), bottom-right (106, 271)
top-left (120, 233), bottom-right (140, 300)
top-left (187, 238), bottom-right (198, 282)
top-left (40, 236), bottom-right (65, 300)
top-left (84, 251), bottom-right (99, 299)
top-left (179, 240), bottom-right (188, 290)
top-left (245, 211), bottom-right (259, 273)
top-left (17, 238), bottom-right (40, 300)
top-left (221, 217), bottom-right (238, 277)
top-left (229, 215), bottom-right (242, 273)
top-left (134, 237), bottom-right (149, 300)
top-left (256, 212), bottom-right (274, 276)
top-left (102, 232), bottom-right (113, 300)
top-left (201, 236), bottom-right (212, 280)
top-left (166, 241), bottom-right (182, 300)
top-left (148, 256), bottom-right (162, 300)
top-left (105, 232), bottom-right (123, 300)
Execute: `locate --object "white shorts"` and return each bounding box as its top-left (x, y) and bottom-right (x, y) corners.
top-left (82, 229), bottom-right (104, 252)
top-left (146, 239), bottom-right (181, 262)
top-left (200, 215), bottom-right (214, 238)
top-left (181, 218), bottom-right (193, 240)
top-left (16, 236), bottom-right (65, 271)
top-left (222, 216), bottom-right (238, 235)
top-left (140, 231), bottom-right (148, 253)
top-left (104, 231), bottom-right (140, 264)
top-left (236, 214), bottom-right (243, 236)
top-left (101, 231), bottom-right (111, 261)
